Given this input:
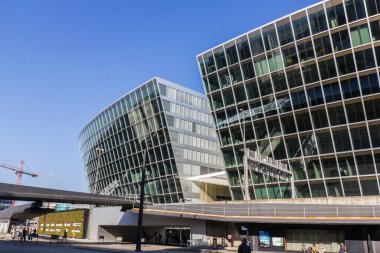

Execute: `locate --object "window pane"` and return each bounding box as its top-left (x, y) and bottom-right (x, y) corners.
top-left (350, 24), bottom-right (371, 47)
top-left (346, 102), bottom-right (365, 123)
top-left (341, 77), bottom-right (360, 99)
top-left (366, 0), bottom-right (380, 15)
top-left (370, 124), bottom-right (380, 147)
top-left (370, 20), bottom-right (380, 41)
top-left (338, 156), bottom-right (357, 176)
top-left (323, 82), bottom-right (342, 103)
top-left (309, 7), bottom-right (328, 34)
top-left (286, 68), bottom-right (303, 88)
top-left (262, 25), bottom-right (279, 50)
top-left (267, 50), bottom-right (283, 72)
top-left (293, 15), bottom-right (310, 40)
top-left (322, 158), bottom-right (339, 177)
top-left (345, 0), bottom-right (366, 22)
top-left (319, 58), bottom-right (337, 80)
top-left (214, 49), bottom-right (227, 69)
top-left (311, 109), bottom-right (329, 129)
top-left (298, 41), bottom-right (314, 62)
top-left (342, 179), bottom-right (361, 196)
top-left (272, 71), bottom-right (288, 92)
top-left (336, 54), bottom-right (355, 75)
top-left (360, 73), bottom-right (380, 95)
top-left (314, 35), bottom-right (333, 57)
top-left (326, 180), bottom-right (343, 197)
top-left (332, 30), bottom-right (351, 52)
top-left (237, 38), bottom-right (251, 60)
top-left (327, 3), bottom-right (346, 28)
top-left (242, 62), bottom-right (255, 80)
top-left (249, 31), bottom-right (265, 56)
top-left (282, 46), bottom-right (298, 67)
top-left (360, 178), bottom-right (379, 196)
top-left (355, 49), bottom-right (375, 71)
top-left (333, 129), bottom-right (352, 152)
top-left (225, 45), bottom-right (239, 65)
top-left (356, 154), bottom-right (375, 175)
top-left (365, 99), bottom-right (380, 120)
top-left (302, 63), bottom-right (319, 84)
top-left (350, 127), bottom-right (370, 150)
top-left (317, 132), bottom-right (335, 154)
top-left (277, 19), bottom-right (294, 45)
top-left (306, 159), bottom-right (323, 179)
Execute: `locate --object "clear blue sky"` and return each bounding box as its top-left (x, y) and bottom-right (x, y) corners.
top-left (0, 0), bottom-right (320, 192)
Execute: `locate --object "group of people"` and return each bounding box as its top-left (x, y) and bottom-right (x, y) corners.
top-left (301, 243), bottom-right (326, 253)
top-left (237, 237), bottom-right (348, 253)
top-left (11, 226), bottom-right (37, 241)
top-left (301, 242), bottom-right (347, 253)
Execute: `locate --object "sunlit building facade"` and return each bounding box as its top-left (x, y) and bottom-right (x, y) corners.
top-left (78, 77), bottom-right (225, 204)
top-left (197, 0), bottom-right (380, 200)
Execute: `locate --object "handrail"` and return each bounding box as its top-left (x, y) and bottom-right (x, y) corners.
top-left (142, 203), bottom-right (379, 218)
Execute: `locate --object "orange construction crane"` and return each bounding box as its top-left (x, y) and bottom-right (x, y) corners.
top-left (0, 160), bottom-right (38, 205)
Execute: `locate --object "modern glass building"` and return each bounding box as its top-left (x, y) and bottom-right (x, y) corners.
top-left (78, 77), bottom-right (226, 204)
top-left (197, 0), bottom-right (380, 200)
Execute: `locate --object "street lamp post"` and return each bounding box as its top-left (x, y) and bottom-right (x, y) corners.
top-left (135, 149), bottom-right (148, 252)
top-left (240, 109), bottom-right (250, 201)
top-left (93, 147), bottom-right (105, 194)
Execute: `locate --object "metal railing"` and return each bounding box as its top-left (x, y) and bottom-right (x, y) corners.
top-left (141, 203), bottom-right (380, 218)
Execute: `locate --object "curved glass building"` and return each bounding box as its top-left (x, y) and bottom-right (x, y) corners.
top-left (78, 77), bottom-right (226, 204)
top-left (197, 0), bottom-right (380, 200)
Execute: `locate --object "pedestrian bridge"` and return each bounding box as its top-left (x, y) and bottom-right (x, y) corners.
top-left (135, 200), bottom-right (380, 225)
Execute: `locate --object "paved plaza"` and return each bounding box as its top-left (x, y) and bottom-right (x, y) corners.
top-left (0, 239), bottom-right (225, 253)
top-left (0, 238), bottom-right (291, 253)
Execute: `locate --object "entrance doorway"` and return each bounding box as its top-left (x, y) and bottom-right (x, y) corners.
top-left (165, 227), bottom-right (190, 246)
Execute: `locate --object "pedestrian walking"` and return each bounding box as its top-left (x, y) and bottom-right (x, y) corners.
top-left (238, 237), bottom-right (250, 253)
top-left (61, 229), bottom-right (67, 243)
top-left (319, 242), bottom-right (325, 253)
top-left (311, 242), bottom-right (317, 253)
top-left (22, 227), bottom-right (26, 242)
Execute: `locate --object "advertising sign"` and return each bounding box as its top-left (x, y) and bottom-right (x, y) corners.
top-left (272, 237), bottom-right (284, 247)
top-left (259, 230), bottom-right (270, 248)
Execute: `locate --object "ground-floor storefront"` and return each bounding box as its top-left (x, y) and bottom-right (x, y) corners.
top-left (88, 206), bottom-right (380, 252)
top-left (232, 224), bottom-right (380, 252)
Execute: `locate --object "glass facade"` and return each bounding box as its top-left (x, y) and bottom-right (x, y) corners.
top-left (198, 0), bottom-right (380, 200)
top-left (78, 77), bottom-right (224, 204)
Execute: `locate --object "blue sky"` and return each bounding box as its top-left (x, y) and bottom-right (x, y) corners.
top-left (0, 0), bottom-right (320, 192)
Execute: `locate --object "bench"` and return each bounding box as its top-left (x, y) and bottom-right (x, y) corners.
top-left (50, 235), bottom-right (59, 245)
top-left (99, 235), bottom-right (105, 243)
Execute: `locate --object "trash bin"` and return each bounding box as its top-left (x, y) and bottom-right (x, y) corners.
top-left (213, 237), bottom-right (217, 249)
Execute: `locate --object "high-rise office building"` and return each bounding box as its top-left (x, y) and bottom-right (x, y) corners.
top-left (197, 0), bottom-right (380, 200)
top-left (78, 77), bottom-right (227, 204)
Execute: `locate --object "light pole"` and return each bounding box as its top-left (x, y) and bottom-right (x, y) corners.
top-left (135, 149), bottom-right (148, 252)
top-left (93, 147), bottom-right (105, 194)
top-left (239, 109), bottom-right (250, 201)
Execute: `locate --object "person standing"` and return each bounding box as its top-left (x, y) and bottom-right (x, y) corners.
top-left (301, 243), bottom-right (307, 252)
top-left (11, 226), bottom-right (15, 239)
top-left (227, 232), bottom-right (233, 247)
top-left (238, 238), bottom-right (250, 253)
top-left (311, 243), bottom-right (317, 253)
top-left (319, 242), bottom-right (325, 253)
top-left (22, 227), bottom-right (26, 242)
